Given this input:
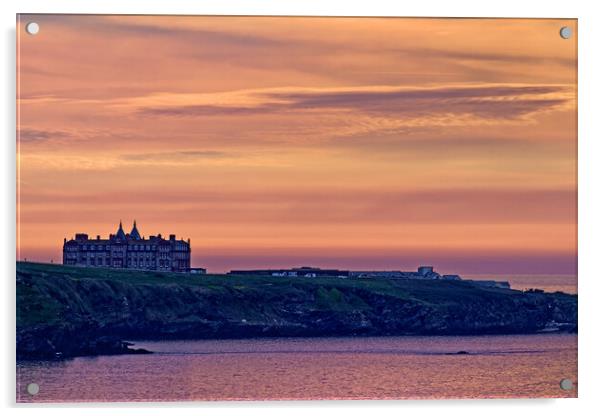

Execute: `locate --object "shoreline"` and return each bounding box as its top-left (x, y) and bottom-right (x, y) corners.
top-left (17, 323), bottom-right (577, 361)
top-left (17, 331), bottom-right (578, 362)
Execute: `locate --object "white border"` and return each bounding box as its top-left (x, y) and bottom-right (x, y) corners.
top-left (2, 1), bottom-right (601, 415)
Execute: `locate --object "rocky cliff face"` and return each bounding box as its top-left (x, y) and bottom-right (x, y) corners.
top-left (16, 262), bottom-right (577, 359)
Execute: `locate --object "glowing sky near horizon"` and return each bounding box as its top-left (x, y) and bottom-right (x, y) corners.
top-left (17, 15), bottom-right (577, 274)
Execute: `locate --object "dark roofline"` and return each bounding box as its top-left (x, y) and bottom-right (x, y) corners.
top-left (64, 235), bottom-right (190, 245)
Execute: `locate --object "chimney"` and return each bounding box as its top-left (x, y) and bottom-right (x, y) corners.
top-left (169, 234), bottom-right (176, 241)
top-left (96, 235), bottom-right (100, 240)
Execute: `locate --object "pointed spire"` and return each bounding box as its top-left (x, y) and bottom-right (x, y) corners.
top-left (115, 220), bottom-right (126, 240)
top-left (130, 219), bottom-right (141, 240)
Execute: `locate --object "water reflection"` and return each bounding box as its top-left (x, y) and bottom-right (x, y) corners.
top-left (17, 334), bottom-right (577, 402)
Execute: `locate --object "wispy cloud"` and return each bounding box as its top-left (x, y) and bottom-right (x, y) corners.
top-left (121, 150), bottom-right (229, 161)
top-left (18, 128), bottom-right (73, 142)
top-left (393, 47), bottom-right (576, 68)
top-left (137, 84), bottom-right (572, 123)
top-left (21, 187), bottom-right (576, 225)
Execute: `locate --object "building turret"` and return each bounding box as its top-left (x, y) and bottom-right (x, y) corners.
top-left (130, 220), bottom-right (141, 240)
top-left (115, 220), bottom-right (126, 240)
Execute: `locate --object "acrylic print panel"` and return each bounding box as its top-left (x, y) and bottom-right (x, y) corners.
top-left (16, 15), bottom-right (577, 402)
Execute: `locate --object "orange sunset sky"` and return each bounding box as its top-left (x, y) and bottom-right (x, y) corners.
top-left (17, 15), bottom-right (577, 274)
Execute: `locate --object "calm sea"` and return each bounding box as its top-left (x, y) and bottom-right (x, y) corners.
top-left (467, 274), bottom-right (577, 294)
top-left (17, 334), bottom-right (577, 402)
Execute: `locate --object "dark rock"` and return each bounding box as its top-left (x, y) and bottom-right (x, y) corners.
top-left (127, 347), bottom-right (153, 355)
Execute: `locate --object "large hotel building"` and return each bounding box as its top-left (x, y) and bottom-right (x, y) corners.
top-left (62, 221), bottom-right (191, 272)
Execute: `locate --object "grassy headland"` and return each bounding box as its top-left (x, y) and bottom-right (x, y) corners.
top-left (17, 261), bottom-right (577, 359)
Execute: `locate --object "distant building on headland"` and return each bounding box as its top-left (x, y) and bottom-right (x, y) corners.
top-left (230, 266), bottom-right (351, 278)
top-left (229, 265), bottom-right (460, 280)
top-left (350, 265), bottom-right (461, 280)
top-left (63, 221), bottom-right (194, 273)
top-left (228, 265), bottom-right (510, 288)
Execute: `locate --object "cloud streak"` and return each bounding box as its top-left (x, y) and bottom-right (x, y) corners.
top-left (138, 84), bottom-right (572, 124)
top-left (121, 150), bottom-right (229, 161)
top-left (18, 128), bottom-right (73, 142)
top-left (21, 187), bottom-right (575, 225)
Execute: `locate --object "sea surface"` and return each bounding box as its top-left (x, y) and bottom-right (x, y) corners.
top-left (17, 334), bottom-right (577, 402)
top-left (467, 274), bottom-right (577, 294)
